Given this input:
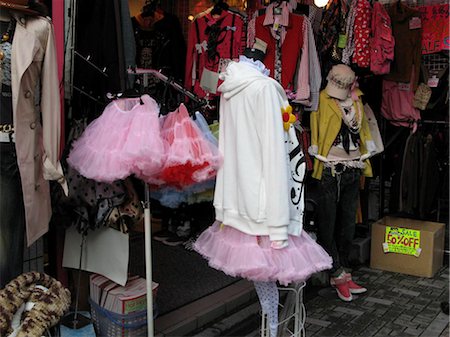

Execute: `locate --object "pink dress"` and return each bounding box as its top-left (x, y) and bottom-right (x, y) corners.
top-left (67, 95), bottom-right (165, 183)
top-left (194, 221), bottom-right (332, 286)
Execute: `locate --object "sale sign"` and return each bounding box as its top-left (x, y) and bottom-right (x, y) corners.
top-left (418, 4), bottom-right (450, 54)
top-left (383, 226), bottom-right (421, 257)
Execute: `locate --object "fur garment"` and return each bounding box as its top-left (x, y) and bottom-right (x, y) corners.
top-left (0, 272), bottom-right (71, 337)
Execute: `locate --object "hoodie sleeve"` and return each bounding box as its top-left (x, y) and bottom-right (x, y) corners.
top-left (255, 82), bottom-right (290, 242)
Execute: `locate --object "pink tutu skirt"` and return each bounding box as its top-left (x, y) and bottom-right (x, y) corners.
top-left (194, 221), bottom-right (332, 286)
top-left (68, 95), bottom-right (165, 183)
top-left (159, 104), bottom-right (222, 188)
top-left (121, 96), bottom-right (167, 183)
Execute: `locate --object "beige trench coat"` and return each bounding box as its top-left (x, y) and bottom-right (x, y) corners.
top-left (11, 13), bottom-right (67, 246)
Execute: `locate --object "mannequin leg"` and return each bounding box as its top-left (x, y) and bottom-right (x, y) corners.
top-left (316, 168), bottom-right (342, 276)
top-left (0, 146), bottom-right (25, 288)
top-left (336, 168), bottom-right (361, 268)
top-left (337, 168), bottom-right (367, 294)
top-left (254, 281), bottom-right (279, 337)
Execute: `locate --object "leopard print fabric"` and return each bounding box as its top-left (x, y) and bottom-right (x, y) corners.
top-left (0, 272), bottom-right (71, 337)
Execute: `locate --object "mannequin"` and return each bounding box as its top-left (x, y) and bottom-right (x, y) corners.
top-left (0, 0), bottom-right (67, 288)
top-left (194, 42), bottom-right (332, 336)
top-left (309, 64), bottom-right (375, 302)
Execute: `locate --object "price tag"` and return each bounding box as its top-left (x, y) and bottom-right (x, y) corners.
top-left (398, 83), bottom-right (410, 91)
top-left (427, 76), bottom-right (439, 88)
top-left (338, 34), bottom-right (347, 49)
top-left (200, 68), bottom-right (219, 94)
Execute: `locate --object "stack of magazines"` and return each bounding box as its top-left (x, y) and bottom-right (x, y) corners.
top-left (89, 274), bottom-right (158, 314)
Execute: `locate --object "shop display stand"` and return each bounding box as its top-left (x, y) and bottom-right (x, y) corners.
top-left (61, 235), bottom-right (91, 330)
top-left (126, 69), bottom-right (207, 337)
top-left (260, 282), bottom-right (306, 337)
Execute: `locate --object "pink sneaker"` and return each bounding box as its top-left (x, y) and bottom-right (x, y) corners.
top-left (330, 273), bottom-right (352, 302)
top-left (345, 273), bottom-right (367, 294)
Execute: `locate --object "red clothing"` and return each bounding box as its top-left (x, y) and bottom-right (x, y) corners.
top-left (254, 13), bottom-right (304, 90)
top-left (185, 11), bottom-right (244, 98)
top-left (352, 0), bottom-right (372, 68)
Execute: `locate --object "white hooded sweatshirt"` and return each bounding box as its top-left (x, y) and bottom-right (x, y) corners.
top-left (214, 58), bottom-right (303, 242)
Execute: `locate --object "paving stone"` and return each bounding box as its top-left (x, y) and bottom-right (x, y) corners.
top-left (389, 327), bottom-right (406, 336)
top-left (398, 313), bottom-right (415, 321)
top-left (333, 306), bottom-right (364, 316)
top-left (393, 318), bottom-right (418, 328)
top-left (365, 297), bottom-right (394, 306)
top-left (314, 327), bottom-right (340, 337)
top-left (352, 313), bottom-right (376, 328)
top-left (418, 280), bottom-right (446, 289)
top-left (305, 322), bottom-right (323, 333)
top-left (403, 327), bottom-right (425, 336)
top-left (420, 312), bottom-right (450, 337)
top-left (359, 267), bottom-right (384, 274)
top-left (372, 308), bottom-right (388, 317)
top-left (439, 325), bottom-right (449, 337)
top-left (433, 280), bottom-right (449, 288)
top-left (327, 310), bottom-right (344, 318)
top-left (411, 298), bottom-right (432, 307)
top-left (373, 327), bottom-right (393, 337)
top-left (306, 317), bottom-right (332, 328)
top-left (392, 287), bottom-right (421, 297)
top-left (363, 323), bottom-right (385, 337)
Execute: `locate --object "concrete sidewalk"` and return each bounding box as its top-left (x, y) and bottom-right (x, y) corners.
top-left (190, 265), bottom-right (449, 337)
top-left (303, 266), bottom-right (449, 337)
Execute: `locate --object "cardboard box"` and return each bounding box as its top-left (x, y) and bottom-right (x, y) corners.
top-left (370, 216), bottom-right (445, 278)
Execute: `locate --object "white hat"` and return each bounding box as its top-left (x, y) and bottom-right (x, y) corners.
top-left (325, 64), bottom-right (356, 100)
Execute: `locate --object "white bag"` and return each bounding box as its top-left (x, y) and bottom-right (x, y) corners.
top-left (364, 103), bottom-right (384, 156)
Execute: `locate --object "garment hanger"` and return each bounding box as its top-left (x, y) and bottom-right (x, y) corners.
top-left (107, 89), bottom-right (144, 105)
top-left (211, 0), bottom-right (229, 16)
top-left (141, 0), bottom-right (158, 18)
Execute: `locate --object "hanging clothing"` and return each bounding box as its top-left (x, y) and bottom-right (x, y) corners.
top-left (132, 12), bottom-right (185, 81)
top-left (381, 70), bottom-right (421, 129)
top-left (185, 10), bottom-right (245, 98)
top-left (249, 3), bottom-right (321, 109)
top-left (385, 2), bottom-right (422, 89)
top-left (254, 4), bottom-right (305, 91)
top-left (159, 104), bottom-right (222, 188)
top-left (8, 13), bottom-right (66, 246)
top-left (352, 0), bottom-right (372, 68)
top-left (67, 95), bottom-right (166, 183)
top-left (194, 58), bottom-right (332, 286)
top-left (370, 2), bottom-right (395, 75)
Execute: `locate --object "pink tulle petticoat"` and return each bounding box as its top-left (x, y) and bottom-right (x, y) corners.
top-left (159, 104), bottom-right (222, 188)
top-left (67, 95), bottom-right (166, 183)
top-left (194, 221), bottom-right (333, 286)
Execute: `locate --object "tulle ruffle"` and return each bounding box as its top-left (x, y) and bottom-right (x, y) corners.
top-left (67, 95), bottom-right (165, 183)
top-left (159, 104), bottom-right (222, 188)
top-left (194, 221), bottom-right (332, 286)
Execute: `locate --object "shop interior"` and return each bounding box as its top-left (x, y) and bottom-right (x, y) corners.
top-left (0, 0), bottom-right (448, 336)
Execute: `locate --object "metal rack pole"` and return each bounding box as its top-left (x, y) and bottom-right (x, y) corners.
top-left (144, 182), bottom-right (154, 337)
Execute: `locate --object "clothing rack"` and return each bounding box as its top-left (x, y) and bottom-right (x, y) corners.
top-left (125, 69), bottom-right (208, 337)
top-left (74, 51), bottom-right (108, 77)
top-left (378, 116), bottom-right (449, 217)
top-left (127, 67), bottom-right (207, 105)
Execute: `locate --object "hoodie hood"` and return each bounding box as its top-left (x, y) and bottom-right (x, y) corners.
top-left (218, 60), bottom-right (284, 100)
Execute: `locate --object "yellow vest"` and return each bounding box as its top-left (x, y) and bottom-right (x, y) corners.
top-left (310, 89), bottom-right (373, 180)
